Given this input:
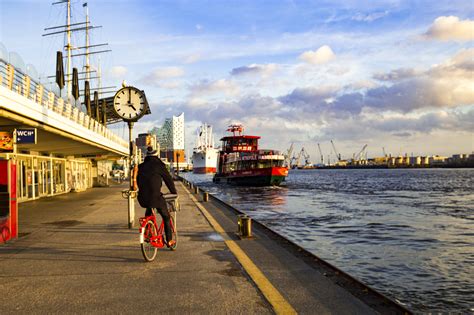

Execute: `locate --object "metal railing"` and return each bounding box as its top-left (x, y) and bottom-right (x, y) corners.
top-left (0, 58), bottom-right (127, 149)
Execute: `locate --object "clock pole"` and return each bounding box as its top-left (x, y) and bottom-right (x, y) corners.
top-left (128, 121), bottom-right (135, 229)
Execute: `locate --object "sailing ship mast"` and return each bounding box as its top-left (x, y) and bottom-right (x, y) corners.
top-left (43, 0), bottom-right (113, 103)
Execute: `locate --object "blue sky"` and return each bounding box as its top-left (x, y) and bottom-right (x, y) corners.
top-left (1, 0), bottom-right (473, 160)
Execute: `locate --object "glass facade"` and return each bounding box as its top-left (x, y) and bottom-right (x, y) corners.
top-left (0, 153), bottom-right (92, 202)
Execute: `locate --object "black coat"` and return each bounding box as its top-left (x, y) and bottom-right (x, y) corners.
top-left (137, 156), bottom-right (177, 210)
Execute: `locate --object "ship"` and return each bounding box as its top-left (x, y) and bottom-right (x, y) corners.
top-left (213, 124), bottom-right (288, 186)
top-left (192, 123), bottom-right (218, 174)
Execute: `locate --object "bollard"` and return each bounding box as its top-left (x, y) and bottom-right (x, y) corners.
top-left (194, 186), bottom-right (199, 194)
top-left (203, 191), bottom-right (209, 202)
top-left (237, 214), bottom-right (247, 234)
top-left (240, 215), bottom-right (252, 237)
top-left (190, 183), bottom-right (193, 190)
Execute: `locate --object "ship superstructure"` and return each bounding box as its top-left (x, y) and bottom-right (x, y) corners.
top-left (192, 123), bottom-right (218, 174)
top-left (213, 125), bottom-right (288, 186)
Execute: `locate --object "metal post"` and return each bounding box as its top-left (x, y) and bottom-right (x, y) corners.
top-left (203, 192), bottom-right (209, 202)
top-left (128, 121), bottom-right (135, 229)
top-left (176, 152), bottom-right (180, 177)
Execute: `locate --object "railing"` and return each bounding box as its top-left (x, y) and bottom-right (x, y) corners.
top-left (0, 58), bottom-right (128, 149)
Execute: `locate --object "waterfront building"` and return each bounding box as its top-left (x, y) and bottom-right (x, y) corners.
top-left (150, 113), bottom-right (186, 167)
top-left (0, 46), bottom-right (127, 203)
top-left (135, 133), bottom-right (158, 162)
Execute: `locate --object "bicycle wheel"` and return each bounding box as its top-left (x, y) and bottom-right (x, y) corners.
top-left (170, 212), bottom-right (178, 250)
top-left (141, 220), bottom-right (158, 262)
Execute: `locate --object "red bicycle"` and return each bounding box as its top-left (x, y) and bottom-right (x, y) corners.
top-left (139, 194), bottom-right (179, 262)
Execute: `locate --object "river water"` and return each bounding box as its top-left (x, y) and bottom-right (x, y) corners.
top-left (182, 169), bottom-right (474, 313)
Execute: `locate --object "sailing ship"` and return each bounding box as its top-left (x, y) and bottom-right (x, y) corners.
top-left (192, 124), bottom-right (218, 174)
top-left (213, 125), bottom-right (288, 186)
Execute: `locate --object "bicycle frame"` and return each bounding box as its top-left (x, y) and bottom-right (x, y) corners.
top-left (139, 208), bottom-right (176, 248)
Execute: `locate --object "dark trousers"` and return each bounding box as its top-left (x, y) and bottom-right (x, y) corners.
top-left (146, 207), bottom-right (172, 243)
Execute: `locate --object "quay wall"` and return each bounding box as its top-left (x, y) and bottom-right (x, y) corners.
top-left (179, 176), bottom-right (411, 314)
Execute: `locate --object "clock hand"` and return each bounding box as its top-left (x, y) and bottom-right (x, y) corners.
top-left (130, 104), bottom-right (137, 111)
top-left (128, 89), bottom-right (131, 104)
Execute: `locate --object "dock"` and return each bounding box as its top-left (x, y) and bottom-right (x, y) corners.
top-left (0, 179), bottom-right (409, 314)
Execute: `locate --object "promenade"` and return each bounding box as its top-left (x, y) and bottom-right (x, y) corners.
top-left (0, 180), bottom-right (395, 314)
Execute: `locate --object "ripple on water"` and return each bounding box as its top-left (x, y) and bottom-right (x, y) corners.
top-left (183, 169), bottom-right (474, 313)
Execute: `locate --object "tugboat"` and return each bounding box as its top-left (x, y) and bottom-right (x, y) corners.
top-left (213, 124), bottom-right (288, 186)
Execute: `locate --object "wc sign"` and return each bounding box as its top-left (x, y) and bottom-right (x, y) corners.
top-left (15, 128), bottom-right (37, 144)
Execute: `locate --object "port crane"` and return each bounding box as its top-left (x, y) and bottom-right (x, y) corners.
top-left (355, 144), bottom-right (368, 161)
top-left (317, 143), bottom-right (324, 164)
top-left (283, 143), bottom-right (294, 167)
top-left (292, 147), bottom-right (311, 168)
top-left (330, 140), bottom-right (341, 161)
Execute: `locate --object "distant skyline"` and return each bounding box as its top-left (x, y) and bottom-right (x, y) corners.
top-left (0, 0), bottom-right (472, 160)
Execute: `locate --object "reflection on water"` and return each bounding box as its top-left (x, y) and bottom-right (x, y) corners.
top-left (183, 169), bottom-right (474, 313)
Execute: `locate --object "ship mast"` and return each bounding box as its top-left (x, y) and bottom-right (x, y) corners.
top-left (84, 2), bottom-right (90, 82)
top-left (65, 0), bottom-right (72, 98)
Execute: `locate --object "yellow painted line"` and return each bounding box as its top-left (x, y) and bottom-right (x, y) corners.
top-left (180, 182), bottom-right (297, 315)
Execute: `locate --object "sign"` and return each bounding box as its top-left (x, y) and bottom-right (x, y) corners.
top-left (0, 132), bottom-right (13, 151)
top-left (16, 128), bottom-right (37, 144)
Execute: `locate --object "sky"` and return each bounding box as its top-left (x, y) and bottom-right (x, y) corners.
top-left (0, 0), bottom-right (473, 161)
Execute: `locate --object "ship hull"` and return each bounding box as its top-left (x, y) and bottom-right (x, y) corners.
top-left (192, 149), bottom-right (218, 174)
top-left (193, 167), bottom-right (217, 174)
top-left (213, 167), bottom-right (288, 186)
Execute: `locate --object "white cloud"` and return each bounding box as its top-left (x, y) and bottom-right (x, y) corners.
top-left (107, 66), bottom-right (128, 79)
top-left (299, 45), bottom-right (336, 65)
top-left (189, 79), bottom-right (240, 97)
top-left (424, 16), bottom-right (474, 41)
top-left (352, 11), bottom-right (389, 22)
top-left (183, 54), bottom-right (201, 64)
top-left (195, 24), bottom-right (203, 31)
top-left (139, 67), bottom-right (185, 87)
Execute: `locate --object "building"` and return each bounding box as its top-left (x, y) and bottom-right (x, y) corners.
top-left (135, 133), bottom-right (158, 162)
top-left (0, 48), bottom-right (128, 204)
top-left (150, 113), bottom-right (185, 165)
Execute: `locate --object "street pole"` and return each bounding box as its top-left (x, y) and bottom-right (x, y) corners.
top-left (176, 152), bottom-right (180, 177)
top-left (128, 121), bottom-right (135, 229)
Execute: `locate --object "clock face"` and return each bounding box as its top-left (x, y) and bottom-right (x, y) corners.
top-left (113, 87), bottom-right (146, 121)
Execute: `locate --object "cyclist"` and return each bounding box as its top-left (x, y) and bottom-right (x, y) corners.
top-left (135, 147), bottom-right (177, 248)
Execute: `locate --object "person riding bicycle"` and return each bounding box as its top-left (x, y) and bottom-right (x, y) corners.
top-left (135, 147), bottom-right (177, 248)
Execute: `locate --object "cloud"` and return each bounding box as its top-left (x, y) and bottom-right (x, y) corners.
top-left (189, 79), bottom-right (240, 97)
top-left (195, 24), bottom-right (203, 31)
top-left (183, 54), bottom-right (201, 64)
top-left (139, 67), bottom-right (185, 86)
top-left (352, 11), bottom-right (389, 22)
top-left (107, 66), bottom-right (128, 79)
top-left (424, 16), bottom-right (474, 41)
top-left (299, 45), bottom-right (335, 65)
top-left (230, 63), bottom-right (278, 77)
top-left (373, 68), bottom-right (420, 81)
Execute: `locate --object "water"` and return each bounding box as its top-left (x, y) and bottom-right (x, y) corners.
top-left (182, 169), bottom-right (474, 313)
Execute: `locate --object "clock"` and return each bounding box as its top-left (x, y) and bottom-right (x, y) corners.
top-left (113, 86), bottom-right (146, 122)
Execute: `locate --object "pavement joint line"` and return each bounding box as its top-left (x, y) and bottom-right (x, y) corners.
top-left (180, 181), bottom-right (297, 315)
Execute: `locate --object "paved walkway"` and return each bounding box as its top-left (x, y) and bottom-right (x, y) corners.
top-left (0, 182), bottom-right (271, 314)
top-left (0, 180), bottom-right (395, 314)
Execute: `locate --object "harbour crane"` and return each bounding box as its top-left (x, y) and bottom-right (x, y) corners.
top-left (317, 143), bottom-right (324, 164)
top-left (293, 147), bottom-right (311, 168)
top-left (383, 147), bottom-right (387, 157)
top-left (330, 140), bottom-right (341, 161)
top-left (284, 143), bottom-right (294, 167)
top-left (355, 144), bottom-right (368, 161)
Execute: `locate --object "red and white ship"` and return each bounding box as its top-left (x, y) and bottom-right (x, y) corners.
top-left (213, 124), bottom-right (288, 186)
top-left (192, 123), bottom-right (218, 174)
